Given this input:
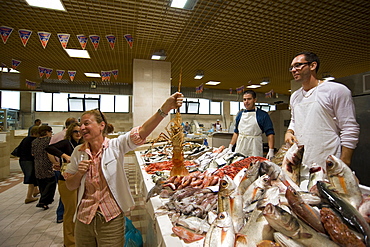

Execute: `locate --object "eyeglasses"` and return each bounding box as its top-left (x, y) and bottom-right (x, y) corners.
top-left (72, 130), bottom-right (80, 133)
top-left (289, 62), bottom-right (311, 72)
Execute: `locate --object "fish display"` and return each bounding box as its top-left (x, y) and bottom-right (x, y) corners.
top-left (141, 143), bottom-right (370, 246)
top-left (281, 143), bottom-right (304, 185)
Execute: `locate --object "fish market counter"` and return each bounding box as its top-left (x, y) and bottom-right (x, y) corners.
top-left (134, 150), bottom-right (204, 247)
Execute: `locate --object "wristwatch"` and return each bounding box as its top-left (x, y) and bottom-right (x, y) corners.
top-left (157, 108), bottom-right (168, 118)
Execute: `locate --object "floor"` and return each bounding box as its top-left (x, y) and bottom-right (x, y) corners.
top-left (0, 154), bottom-right (148, 247)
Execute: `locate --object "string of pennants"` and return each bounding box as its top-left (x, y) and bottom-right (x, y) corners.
top-left (0, 26), bottom-right (134, 50)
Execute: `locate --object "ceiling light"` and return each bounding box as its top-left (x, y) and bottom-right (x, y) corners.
top-left (205, 81), bottom-right (220, 86)
top-left (322, 73), bottom-right (335, 81)
top-left (65, 49), bottom-right (90, 59)
top-left (151, 50), bottom-right (167, 60)
top-left (25, 0), bottom-right (66, 11)
top-left (84, 73), bottom-right (101, 78)
top-left (260, 78), bottom-right (270, 85)
top-left (170, 0), bottom-right (198, 10)
top-left (194, 70), bottom-right (204, 79)
top-left (247, 85), bottom-right (261, 89)
top-left (0, 68), bottom-right (20, 73)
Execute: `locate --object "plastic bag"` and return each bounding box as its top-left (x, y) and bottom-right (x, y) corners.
top-left (125, 217), bottom-right (143, 247)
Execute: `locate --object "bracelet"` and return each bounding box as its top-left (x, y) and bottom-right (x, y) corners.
top-left (157, 108), bottom-right (168, 118)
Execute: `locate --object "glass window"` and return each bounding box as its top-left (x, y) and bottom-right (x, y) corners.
top-left (69, 93), bottom-right (84, 98)
top-left (199, 99), bottom-right (210, 114)
top-left (36, 92), bottom-right (52, 111)
top-left (210, 101), bottom-right (221, 115)
top-left (68, 98), bottom-right (83, 111)
top-left (230, 101), bottom-right (240, 115)
top-left (115, 95), bottom-right (129, 112)
top-left (85, 99), bottom-right (99, 111)
top-left (52, 93), bottom-right (69, 111)
top-left (100, 95), bottom-right (115, 112)
top-left (1, 91), bottom-right (20, 110)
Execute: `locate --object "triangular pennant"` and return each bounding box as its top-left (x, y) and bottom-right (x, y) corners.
top-left (89, 35), bottom-right (100, 51)
top-left (26, 79), bottom-right (37, 90)
top-left (57, 33), bottom-right (70, 49)
top-left (18, 29), bottom-right (32, 47)
top-left (0, 26), bottom-right (13, 44)
top-left (38, 66), bottom-right (46, 78)
top-left (44, 68), bottom-right (53, 79)
top-left (38, 31), bottom-right (51, 49)
top-left (124, 34), bottom-right (133, 49)
top-left (106, 35), bottom-right (116, 50)
top-left (11, 59), bottom-right (21, 70)
top-left (56, 69), bottom-right (65, 80)
top-left (68, 70), bottom-right (76, 81)
top-left (111, 69), bottom-right (118, 80)
top-left (77, 34), bottom-right (88, 50)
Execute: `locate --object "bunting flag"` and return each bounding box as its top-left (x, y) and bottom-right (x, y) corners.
top-left (12, 59), bottom-right (21, 70)
top-left (229, 88), bottom-right (233, 94)
top-left (44, 68), bottom-right (53, 79)
top-left (56, 69), bottom-right (65, 80)
top-left (38, 66), bottom-right (46, 78)
top-left (77, 34), bottom-right (88, 50)
top-left (38, 31), bottom-right (51, 49)
top-left (26, 79), bottom-right (37, 90)
top-left (101, 71), bottom-right (111, 81)
top-left (265, 89), bottom-right (274, 98)
top-left (68, 70), bottom-right (76, 81)
top-left (236, 85), bottom-right (245, 94)
top-left (0, 26), bottom-right (13, 44)
top-left (89, 35), bottom-right (100, 50)
top-left (18, 29), bottom-right (32, 47)
top-left (124, 34), bottom-right (133, 49)
top-left (195, 83), bottom-right (204, 94)
top-left (57, 33), bottom-right (70, 49)
top-left (106, 35), bottom-right (116, 50)
top-left (111, 69), bottom-right (118, 80)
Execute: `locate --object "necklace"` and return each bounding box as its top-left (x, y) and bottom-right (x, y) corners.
top-left (302, 80), bottom-right (322, 98)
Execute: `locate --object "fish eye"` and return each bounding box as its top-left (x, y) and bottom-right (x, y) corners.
top-left (327, 162), bottom-right (333, 167)
top-left (219, 214), bottom-right (225, 219)
top-left (221, 181), bottom-right (227, 187)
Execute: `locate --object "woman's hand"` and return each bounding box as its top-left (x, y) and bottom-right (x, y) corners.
top-left (160, 92), bottom-right (184, 114)
top-left (285, 131), bottom-right (297, 145)
top-left (62, 154), bottom-right (71, 163)
top-left (78, 159), bottom-right (92, 175)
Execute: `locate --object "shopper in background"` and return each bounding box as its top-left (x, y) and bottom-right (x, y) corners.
top-left (229, 90), bottom-right (275, 159)
top-left (17, 126), bottom-right (40, 204)
top-left (32, 125), bottom-right (56, 210)
top-left (183, 122), bottom-right (191, 134)
top-left (28, 119), bottom-right (41, 136)
top-left (285, 51), bottom-right (360, 189)
top-left (49, 117), bottom-right (78, 224)
top-left (64, 92), bottom-right (183, 247)
top-left (214, 119), bottom-right (222, 132)
top-left (46, 122), bottom-right (83, 247)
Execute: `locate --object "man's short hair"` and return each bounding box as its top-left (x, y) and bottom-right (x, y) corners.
top-left (294, 51), bottom-right (320, 73)
top-left (243, 90), bottom-right (256, 99)
top-left (34, 119), bottom-right (41, 124)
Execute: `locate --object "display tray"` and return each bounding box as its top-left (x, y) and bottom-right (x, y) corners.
top-left (134, 150), bottom-right (370, 247)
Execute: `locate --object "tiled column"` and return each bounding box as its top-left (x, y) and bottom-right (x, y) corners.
top-left (133, 59), bottom-right (171, 140)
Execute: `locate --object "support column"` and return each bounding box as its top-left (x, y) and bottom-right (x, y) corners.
top-left (133, 59), bottom-right (171, 140)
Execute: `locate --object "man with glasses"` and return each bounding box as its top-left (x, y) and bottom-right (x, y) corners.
top-left (285, 51), bottom-right (359, 190)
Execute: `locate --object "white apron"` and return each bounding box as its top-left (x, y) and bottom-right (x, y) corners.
top-left (294, 86), bottom-right (341, 190)
top-left (235, 111), bottom-right (263, 157)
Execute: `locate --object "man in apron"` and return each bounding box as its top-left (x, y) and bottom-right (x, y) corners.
top-left (229, 90), bottom-right (275, 159)
top-left (285, 51), bottom-right (360, 190)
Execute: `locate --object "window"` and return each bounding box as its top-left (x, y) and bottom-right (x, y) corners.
top-left (230, 100), bottom-right (275, 115)
top-left (35, 92), bottom-right (129, 112)
top-left (1, 91), bottom-right (20, 110)
top-left (171, 98), bottom-right (221, 115)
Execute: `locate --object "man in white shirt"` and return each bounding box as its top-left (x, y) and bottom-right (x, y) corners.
top-left (285, 51), bottom-right (360, 189)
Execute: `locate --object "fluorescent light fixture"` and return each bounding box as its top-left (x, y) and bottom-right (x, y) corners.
top-left (65, 49), bottom-right (91, 59)
top-left (194, 70), bottom-right (204, 79)
top-left (0, 68), bottom-right (20, 73)
top-left (84, 73), bottom-right (101, 78)
top-left (205, 81), bottom-right (220, 86)
top-left (151, 50), bottom-right (166, 60)
top-left (247, 85), bottom-right (261, 89)
top-left (323, 76), bottom-right (335, 81)
top-left (260, 81), bottom-right (269, 85)
top-left (25, 0), bottom-right (66, 11)
top-left (170, 0), bottom-right (198, 10)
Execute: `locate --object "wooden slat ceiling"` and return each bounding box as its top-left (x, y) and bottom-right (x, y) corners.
top-left (0, 0), bottom-right (369, 95)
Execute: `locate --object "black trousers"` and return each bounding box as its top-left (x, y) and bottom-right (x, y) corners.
top-left (37, 176), bottom-right (56, 205)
